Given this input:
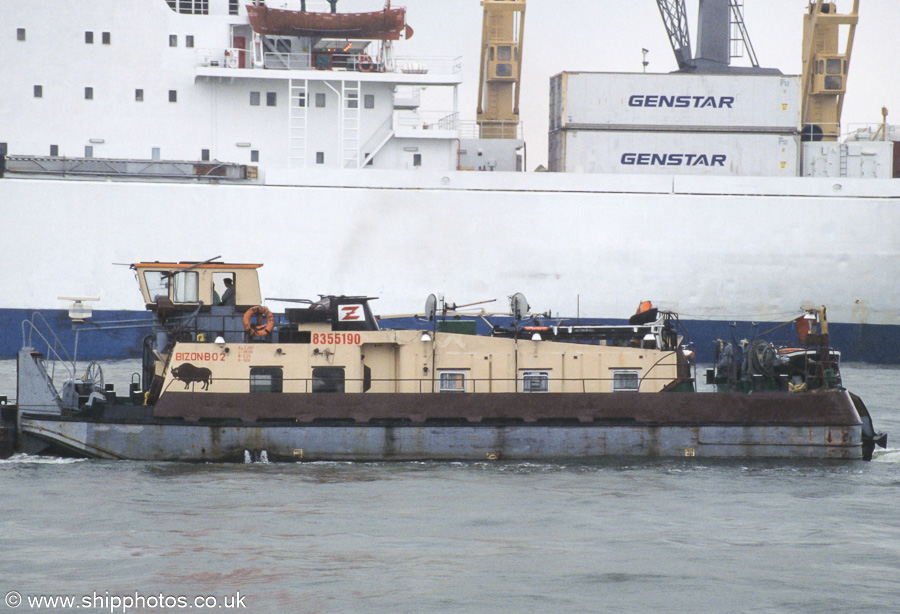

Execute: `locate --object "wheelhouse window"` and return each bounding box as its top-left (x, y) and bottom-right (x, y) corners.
top-left (522, 371), bottom-right (549, 393)
top-left (439, 371), bottom-right (467, 393)
top-left (613, 371), bottom-right (640, 392)
top-left (313, 367), bottom-right (345, 393)
top-left (229, 0), bottom-right (239, 15)
top-left (250, 367), bottom-right (283, 393)
top-left (143, 271), bottom-right (169, 302)
top-left (171, 271), bottom-right (198, 303)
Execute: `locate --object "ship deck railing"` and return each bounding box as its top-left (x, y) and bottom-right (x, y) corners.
top-left (196, 48), bottom-right (462, 76)
top-left (161, 374), bottom-right (682, 395)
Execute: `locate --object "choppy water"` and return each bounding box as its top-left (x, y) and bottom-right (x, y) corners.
top-left (2, 361), bottom-right (899, 613)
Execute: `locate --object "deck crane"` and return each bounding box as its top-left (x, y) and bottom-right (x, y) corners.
top-left (654, 0), bottom-right (775, 74)
top-left (476, 0), bottom-right (525, 139)
top-left (800, 1), bottom-right (859, 142)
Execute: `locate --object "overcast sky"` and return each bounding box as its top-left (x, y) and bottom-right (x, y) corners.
top-left (328, 0), bottom-right (898, 168)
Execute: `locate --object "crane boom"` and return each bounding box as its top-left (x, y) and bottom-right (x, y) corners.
top-left (655, 0), bottom-right (693, 70)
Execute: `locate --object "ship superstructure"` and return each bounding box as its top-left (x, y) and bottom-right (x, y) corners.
top-left (0, 0), bottom-right (899, 364)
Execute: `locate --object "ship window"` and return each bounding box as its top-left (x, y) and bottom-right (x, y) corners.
top-left (34, 85), bottom-right (42, 98)
top-left (84, 146), bottom-right (93, 158)
top-left (102, 32), bottom-right (111, 45)
top-left (312, 367), bottom-right (345, 393)
top-left (85, 87), bottom-right (93, 100)
top-left (363, 365), bottom-right (372, 392)
top-left (50, 145), bottom-right (58, 156)
top-left (296, 93), bottom-right (306, 108)
top-left (439, 371), bottom-right (467, 393)
top-left (201, 149), bottom-right (210, 161)
top-left (135, 89), bottom-right (144, 102)
top-left (347, 92), bottom-right (358, 109)
top-left (364, 94), bottom-right (375, 109)
top-left (496, 64), bottom-right (513, 77)
top-left (250, 367), bottom-right (283, 393)
top-left (17, 28), bottom-right (26, 41)
top-left (824, 76), bottom-right (842, 91)
top-left (143, 271), bottom-right (169, 302)
top-left (251, 150), bottom-right (259, 163)
top-left (315, 93), bottom-right (326, 108)
top-left (522, 371), bottom-right (549, 393)
top-left (497, 46), bottom-right (512, 61)
top-left (172, 271), bottom-right (199, 303)
top-left (186, 35), bottom-right (194, 48)
top-left (266, 92), bottom-right (277, 107)
top-left (250, 91), bottom-right (260, 106)
top-left (613, 371), bottom-right (640, 392)
top-left (85, 31), bottom-right (94, 44)
top-left (817, 60), bottom-right (824, 74)
top-left (229, 0), bottom-right (239, 15)
top-left (169, 35), bottom-right (177, 48)
top-left (413, 154), bottom-right (422, 167)
top-left (152, 147), bottom-right (161, 160)
top-left (316, 152), bottom-right (324, 165)
top-left (826, 58), bottom-right (842, 75)
top-left (169, 90), bottom-right (177, 103)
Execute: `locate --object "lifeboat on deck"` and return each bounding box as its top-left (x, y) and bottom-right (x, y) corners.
top-left (246, 3), bottom-right (414, 40)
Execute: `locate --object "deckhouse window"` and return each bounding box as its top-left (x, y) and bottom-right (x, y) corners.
top-left (439, 371), bottom-right (467, 393)
top-left (143, 272), bottom-right (169, 302)
top-left (522, 371), bottom-right (549, 393)
top-left (169, 90), bottom-right (178, 103)
top-left (17, 28), bottom-right (26, 41)
top-left (186, 35), bottom-right (194, 48)
top-left (266, 92), bottom-right (277, 107)
top-left (250, 367), bottom-right (283, 393)
top-left (172, 271), bottom-right (199, 303)
top-left (34, 85), bottom-right (43, 98)
top-left (169, 35), bottom-right (177, 47)
top-left (250, 91), bottom-right (260, 106)
top-left (312, 367), bottom-right (345, 393)
top-left (85, 31), bottom-right (94, 44)
top-left (166, 0), bottom-right (209, 15)
top-left (364, 94), bottom-right (375, 109)
top-left (613, 371), bottom-right (640, 392)
top-left (315, 93), bottom-right (326, 108)
top-left (135, 89), bottom-right (144, 102)
top-left (229, 0), bottom-right (239, 16)
top-left (85, 87), bottom-right (94, 100)
top-left (102, 32), bottom-right (111, 45)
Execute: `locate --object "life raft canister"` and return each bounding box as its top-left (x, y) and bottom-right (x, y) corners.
top-left (243, 305), bottom-right (274, 337)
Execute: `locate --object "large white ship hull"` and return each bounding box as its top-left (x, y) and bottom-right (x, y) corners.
top-left (2, 170), bottom-right (898, 362)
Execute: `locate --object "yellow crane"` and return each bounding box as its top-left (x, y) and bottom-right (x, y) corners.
top-left (476, 0), bottom-right (525, 139)
top-left (800, 0), bottom-right (859, 141)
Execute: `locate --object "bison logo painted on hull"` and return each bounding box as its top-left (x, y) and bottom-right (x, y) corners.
top-left (171, 363), bottom-right (213, 390)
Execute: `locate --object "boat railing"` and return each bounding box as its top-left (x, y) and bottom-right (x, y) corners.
top-left (196, 48), bottom-right (462, 75)
top-left (21, 313), bottom-right (77, 390)
top-left (458, 120), bottom-right (524, 140)
top-left (395, 111), bottom-right (459, 133)
top-left (162, 374), bottom-right (681, 395)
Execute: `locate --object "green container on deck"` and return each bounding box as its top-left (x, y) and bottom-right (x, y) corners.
top-left (437, 320), bottom-right (477, 335)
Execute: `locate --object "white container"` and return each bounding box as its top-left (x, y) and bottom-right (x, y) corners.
top-left (802, 141), bottom-right (897, 179)
top-left (550, 130), bottom-right (800, 177)
top-left (550, 72), bottom-right (801, 133)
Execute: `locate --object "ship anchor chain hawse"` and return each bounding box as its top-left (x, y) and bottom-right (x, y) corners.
top-left (0, 260), bottom-right (887, 462)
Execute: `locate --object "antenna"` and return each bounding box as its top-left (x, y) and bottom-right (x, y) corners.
top-left (510, 292), bottom-right (529, 321)
top-left (424, 294), bottom-right (437, 321)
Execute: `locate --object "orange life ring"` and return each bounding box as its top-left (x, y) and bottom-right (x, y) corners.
top-left (359, 55), bottom-right (375, 72)
top-left (243, 305), bottom-right (274, 338)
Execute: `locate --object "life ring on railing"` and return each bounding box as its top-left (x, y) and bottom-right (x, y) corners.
top-left (359, 55), bottom-right (376, 72)
top-left (243, 305), bottom-right (274, 338)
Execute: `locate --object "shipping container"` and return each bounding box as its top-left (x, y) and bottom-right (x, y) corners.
top-left (802, 141), bottom-right (897, 179)
top-left (549, 72), bottom-right (801, 133)
top-left (549, 130), bottom-right (800, 177)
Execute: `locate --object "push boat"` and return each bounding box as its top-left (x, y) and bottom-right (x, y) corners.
top-left (1, 260), bottom-right (887, 462)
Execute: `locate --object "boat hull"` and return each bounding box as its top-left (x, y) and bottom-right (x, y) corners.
top-left (17, 417), bottom-right (863, 462)
top-left (17, 390), bottom-right (866, 461)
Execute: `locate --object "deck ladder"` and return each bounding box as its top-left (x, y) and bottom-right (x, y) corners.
top-left (341, 80), bottom-right (361, 168)
top-left (289, 79), bottom-right (308, 168)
